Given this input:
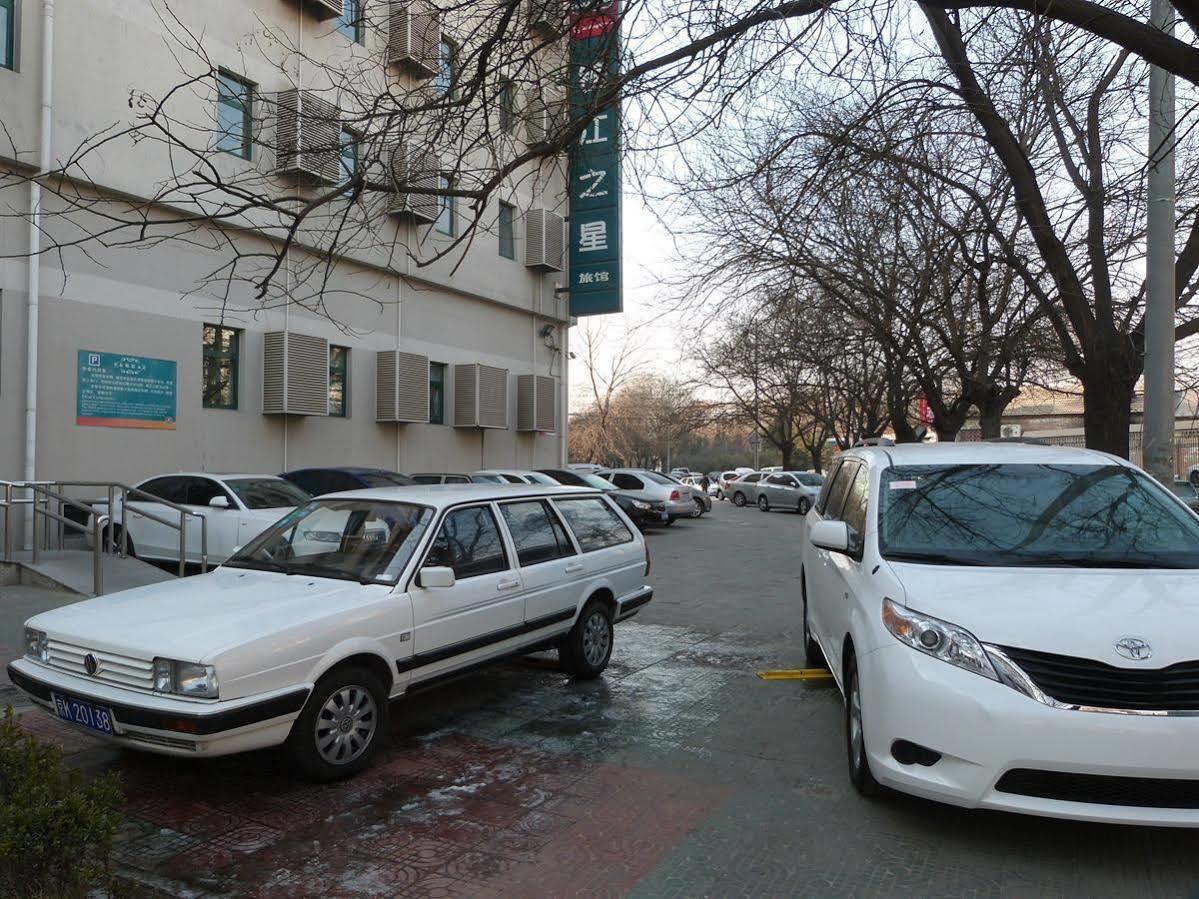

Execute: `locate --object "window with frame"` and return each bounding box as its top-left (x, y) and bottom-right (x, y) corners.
top-left (497, 78), bottom-right (517, 133)
top-left (610, 473), bottom-right (642, 491)
top-left (338, 129), bottom-right (359, 189)
top-left (823, 461), bottom-right (858, 521)
top-left (336, 0), bottom-right (363, 43)
top-left (429, 362), bottom-right (446, 424)
top-left (840, 465), bottom-right (869, 542)
top-left (215, 71), bottom-right (253, 159)
top-left (498, 202), bottom-right (515, 259)
top-left (423, 506), bottom-right (509, 578)
top-left (1, 0), bottom-right (14, 71)
top-left (329, 345), bottom-right (349, 417)
top-left (500, 501), bottom-right (576, 566)
top-left (553, 497), bottom-right (633, 552)
top-left (436, 38), bottom-right (455, 95)
top-left (137, 476), bottom-right (189, 506)
top-left (202, 324), bottom-right (240, 409)
top-left (435, 174), bottom-right (455, 235)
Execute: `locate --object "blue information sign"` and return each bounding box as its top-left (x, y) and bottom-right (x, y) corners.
top-left (76, 350), bottom-right (177, 430)
top-left (568, 2), bottom-right (623, 317)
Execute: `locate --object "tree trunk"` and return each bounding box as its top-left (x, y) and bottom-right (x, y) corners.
top-left (977, 404), bottom-right (1003, 440)
top-left (780, 443), bottom-right (794, 470)
top-left (1081, 348), bottom-right (1139, 458)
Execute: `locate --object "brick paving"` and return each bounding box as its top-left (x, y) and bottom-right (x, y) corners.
top-left (4, 505), bottom-right (1199, 896)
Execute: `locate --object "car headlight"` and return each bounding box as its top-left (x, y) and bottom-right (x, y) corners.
top-left (632, 500), bottom-right (651, 510)
top-left (881, 598), bottom-right (998, 681)
top-left (152, 658), bottom-right (219, 698)
top-left (23, 627), bottom-right (48, 663)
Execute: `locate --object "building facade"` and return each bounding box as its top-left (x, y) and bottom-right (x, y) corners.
top-left (0, 0), bottom-right (570, 496)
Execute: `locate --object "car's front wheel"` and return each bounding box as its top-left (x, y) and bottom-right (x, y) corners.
top-left (103, 526), bottom-right (135, 558)
top-left (288, 666), bottom-right (389, 781)
top-left (845, 652), bottom-right (880, 797)
top-left (692, 497), bottom-right (705, 518)
top-left (560, 600), bottom-right (614, 679)
top-left (797, 496), bottom-right (812, 515)
top-left (758, 494), bottom-right (770, 512)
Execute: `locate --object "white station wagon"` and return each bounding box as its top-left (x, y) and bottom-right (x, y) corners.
top-left (10, 485), bottom-right (653, 780)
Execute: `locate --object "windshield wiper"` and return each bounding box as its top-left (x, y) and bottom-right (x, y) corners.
top-left (883, 551), bottom-right (986, 566)
top-left (287, 562), bottom-right (380, 585)
top-left (224, 559), bottom-right (294, 574)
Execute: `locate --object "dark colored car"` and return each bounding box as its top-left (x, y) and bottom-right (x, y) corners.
top-left (537, 468), bottom-right (668, 530)
top-left (280, 467), bottom-right (415, 496)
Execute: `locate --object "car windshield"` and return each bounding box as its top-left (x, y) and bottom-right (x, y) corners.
top-left (226, 500), bottom-right (433, 584)
top-left (523, 471), bottom-right (560, 485)
top-left (225, 478), bottom-right (311, 510)
top-left (574, 473), bottom-right (616, 490)
top-left (880, 464), bottom-right (1199, 569)
top-left (642, 472), bottom-right (674, 485)
top-left (357, 472), bottom-right (416, 488)
top-left (797, 473), bottom-right (824, 487)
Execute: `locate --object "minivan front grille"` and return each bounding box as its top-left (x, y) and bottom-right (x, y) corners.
top-left (997, 645), bottom-right (1199, 712)
top-left (996, 769), bottom-right (1199, 809)
top-left (46, 640), bottom-right (154, 692)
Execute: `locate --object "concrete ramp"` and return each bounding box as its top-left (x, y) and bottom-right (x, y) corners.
top-left (3, 550), bottom-right (174, 597)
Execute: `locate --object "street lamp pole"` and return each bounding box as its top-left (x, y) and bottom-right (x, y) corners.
top-left (1143, 0), bottom-right (1176, 484)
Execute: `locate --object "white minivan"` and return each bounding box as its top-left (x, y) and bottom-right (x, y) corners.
top-left (12, 485), bottom-right (653, 780)
top-left (802, 442), bottom-right (1199, 826)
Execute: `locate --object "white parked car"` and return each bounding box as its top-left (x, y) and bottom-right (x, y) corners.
top-left (471, 470), bottom-right (560, 485)
top-left (802, 442), bottom-right (1199, 826)
top-left (89, 473), bottom-right (311, 565)
top-left (12, 485), bottom-right (653, 780)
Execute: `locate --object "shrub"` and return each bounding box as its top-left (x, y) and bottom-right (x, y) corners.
top-left (0, 706), bottom-right (123, 899)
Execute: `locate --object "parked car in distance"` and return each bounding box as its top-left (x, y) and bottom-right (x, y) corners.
top-left (410, 473), bottom-right (472, 484)
top-left (756, 471), bottom-right (825, 514)
top-left (281, 467), bottom-right (415, 496)
top-left (1172, 478), bottom-right (1199, 512)
top-left (537, 468), bottom-right (669, 529)
top-left (471, 470), bottom-right (560, 485)
top-left (89, 473), bottom-right (310, 565)
top-left (729, 472), bottom-right (766, 507)
top-left (599, 470), bottom-right (698, 523)
top-left (13, 485), bottom-right (654, 780)
top-left (673, 475), bottom-right (714, 515)
top-left (802, 442), bottom-right (1199, 825)
top-left (567, 463), bottom-right (604, 474)
top-left (715, 470), bottom-right (741, 501)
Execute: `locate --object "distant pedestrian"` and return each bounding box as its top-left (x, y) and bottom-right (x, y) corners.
top-left (700, 474), bottom-right (711, 493)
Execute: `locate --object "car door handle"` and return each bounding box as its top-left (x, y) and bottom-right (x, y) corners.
top-left (497, 579), bottom-right (521, 591)
top-left (564, 563), bottom-right (585, 574)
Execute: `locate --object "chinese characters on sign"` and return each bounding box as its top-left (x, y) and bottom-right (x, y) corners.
top-left (568, 1), bottom-right (622, 316)
top-left (76, 350), bottom-right (177, 430)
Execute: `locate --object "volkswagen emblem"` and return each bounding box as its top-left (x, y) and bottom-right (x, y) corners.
top-left (83, 653), bottom-right (99, 676)
top-left (1114, 637), bottom-right (1152, 662)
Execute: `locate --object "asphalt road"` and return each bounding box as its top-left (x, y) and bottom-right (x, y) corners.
top-left (3, 502), bottom-right (1199, 896)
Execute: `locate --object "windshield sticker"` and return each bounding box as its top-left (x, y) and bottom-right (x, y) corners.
top-left (889, 480), bottom-right (918, 490)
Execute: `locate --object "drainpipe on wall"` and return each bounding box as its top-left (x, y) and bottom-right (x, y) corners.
top-left (24, 0), bottom-right (54, 547)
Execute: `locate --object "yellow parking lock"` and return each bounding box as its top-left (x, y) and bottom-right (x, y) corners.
top-left (757, 668), bottom-right (835, 681)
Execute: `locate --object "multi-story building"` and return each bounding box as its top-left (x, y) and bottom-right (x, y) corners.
top-left (0, 0), bottom-right (570, 497)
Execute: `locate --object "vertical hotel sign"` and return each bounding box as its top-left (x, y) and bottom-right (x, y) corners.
top-left (568, 1), bottom-right (622, 316)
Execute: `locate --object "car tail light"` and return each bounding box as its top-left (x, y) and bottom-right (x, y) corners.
top-left (644, 540), bottom-right (652, 576)
top-left (670, 490), bottom-right (680, 501)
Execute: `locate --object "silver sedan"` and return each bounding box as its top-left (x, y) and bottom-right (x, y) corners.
top-left (600, 469), bottom-right (698, 521)
top-left (728, 472), bottom-right (767, 507)
top-left (755, 471), bottom-right (825, 514)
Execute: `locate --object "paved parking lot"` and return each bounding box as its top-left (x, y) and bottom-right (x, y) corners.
top-left (5, 502), bottom-right (1199, 896)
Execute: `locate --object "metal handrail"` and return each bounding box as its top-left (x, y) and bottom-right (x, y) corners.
top-left (1, 479), bottom-right (210, 592)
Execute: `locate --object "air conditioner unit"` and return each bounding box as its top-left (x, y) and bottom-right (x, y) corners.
top-left (1000, 423), bottom-right (1023, 438)
top-left (525, 208), bottom-right (565, 271)
top-left (262, 331), bottom-right (330, 416)
top-left (375, 350), bottom-right (429, 422)
top-left (387, 0), bottom-right (440, 77)
top-left (517, 375), bottom-right (557, 432)
top-left (524, 97), bottom-right (566, 145)
top-left (454, 363), bottom-right (508, 429)
top-left (275, 89), bottom-right (341, 183)
top-left (387, 143), bottom-right (440, 222)
top-left (526, 0), bottom-right (567, 41)
top-left (302, 0), bottom-right (343, 20)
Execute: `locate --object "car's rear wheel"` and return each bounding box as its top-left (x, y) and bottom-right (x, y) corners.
top-left (845, 653), bottom-right (880, 797)
top-left (692, 497), bottom-right (705, 517)
top-left (733, 491), bottom-right (746, 507)
top-left (559, 600), bottom-right (614, 679)
top-left (716, 489), bottom-right (724, 501)
top-left (288, 665), bottom-right (389, 781)
top-left (758, 495), bottom-right (770, 512)
top-left (797, 497), bottom-right (812, 515)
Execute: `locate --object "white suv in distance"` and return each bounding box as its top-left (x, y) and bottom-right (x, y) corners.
top-left (11, 485), bottom-right (653, 781)
top-left (802, 442), bottom-right (1199, 826)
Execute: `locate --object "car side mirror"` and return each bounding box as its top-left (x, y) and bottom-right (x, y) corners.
top-left (208, 495), bottom-right (231, 509)
top-left (418, 566), bottom-right (456, 589)
top-left (809, 520), bottom-right (851, 554)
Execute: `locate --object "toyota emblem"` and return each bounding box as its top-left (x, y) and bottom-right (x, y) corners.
top-left (1114, 637), bottom-right (1152, 662)
top-left (83, 653), bottom-right (99, 676)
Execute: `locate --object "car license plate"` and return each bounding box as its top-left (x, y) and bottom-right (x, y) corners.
top-left (51, 693), bottom-right (115, 736)
top-left (660, 512), bottom-right (670, 522)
